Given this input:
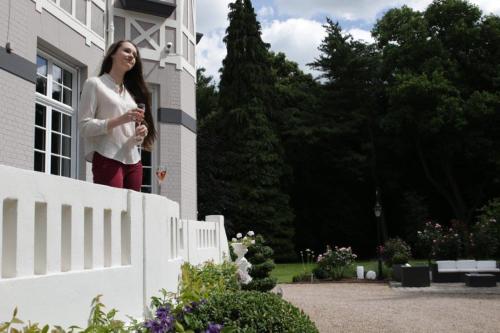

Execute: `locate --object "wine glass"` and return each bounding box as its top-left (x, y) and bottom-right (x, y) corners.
top-left (155, 165), bottom-right (167, 185)
top-left (135, 103), bottom-right (145, 147)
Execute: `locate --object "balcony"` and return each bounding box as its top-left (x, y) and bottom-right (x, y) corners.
top-left (0, 164), bottom-right (228, 326)
top-left (119, 0), bottom-right (176, 18)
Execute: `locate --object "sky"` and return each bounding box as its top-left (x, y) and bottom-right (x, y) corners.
top-left (195, 0), bottom-right (500, 83)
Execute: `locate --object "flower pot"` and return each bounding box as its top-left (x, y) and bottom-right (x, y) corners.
top-left (392, 264), bottom-right (405, 282)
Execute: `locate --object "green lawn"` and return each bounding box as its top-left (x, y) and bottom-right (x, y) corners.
top-left (271, 259), bottom-right (430, 283)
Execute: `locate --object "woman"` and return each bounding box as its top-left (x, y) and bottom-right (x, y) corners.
top-left (79, 40), bottom-right (156, 191)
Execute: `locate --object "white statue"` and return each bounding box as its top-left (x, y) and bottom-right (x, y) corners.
top-left (232, 242), bottom-right (252, 284)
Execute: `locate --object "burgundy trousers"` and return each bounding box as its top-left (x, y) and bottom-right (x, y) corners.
top-left (92, 152), bottom-right (143, 191)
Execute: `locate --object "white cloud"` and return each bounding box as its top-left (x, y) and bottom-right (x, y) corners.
top-left (257, 6), bottom-right (275, 18)
top-left (196, 31), bottom-right (226, 82)
top-left (262, 18), bottom-right (327, 77)
top-left (272, 0), bottom-right (500, 22)
top-left (346, 28), bottom-right (374, 44)
top-left (196, 0), bottom-right (231, 33)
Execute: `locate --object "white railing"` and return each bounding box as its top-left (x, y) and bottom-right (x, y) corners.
top-left (0, 165), bottom-right (228, 327)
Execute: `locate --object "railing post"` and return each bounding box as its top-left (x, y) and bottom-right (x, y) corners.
top-left (205, 215), bottom-right (227, 263)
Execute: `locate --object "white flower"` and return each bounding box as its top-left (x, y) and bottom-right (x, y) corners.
top-left (236, 233), bottom-right (242, 239)
top-left (251, 240), bottom-right (255, 244)
top-left (247, 231), bottom-right (255, 236)
top-left (232, 238), bottom-right (237, 242)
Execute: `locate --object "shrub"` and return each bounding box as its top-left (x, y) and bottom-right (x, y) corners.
top-left (416, 221), bottom-right (462, 260)
top-left (434, 228), bottom-right (462, 260)
top-left (471, 218), bottom-right (499, 259)
top-left (179, 261), bottom-right (239, 304)
top-left (477, 198), bottom-right (500, 257)
top-left (242, 235), bottom-right (277, 292)
top-left (312, 266), bottom-right (329, 280)
top-left (317, 246), bottom-right (357, 280)
top-left (184, 291), bottom-right (319, 333)
top-left (382, 238), bottom-right (411, 267)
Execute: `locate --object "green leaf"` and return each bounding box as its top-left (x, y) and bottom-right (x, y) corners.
top-left (174, 321), bottom-right (185, 332)
top-left (0, 323), bottom-right (10, 333)
top-left (41, 324), bottom-right (50, 333)
top-left (10, 319), bottom-right (23, 325)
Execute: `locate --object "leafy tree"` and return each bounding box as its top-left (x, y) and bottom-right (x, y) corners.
top-left (205, 0), bottom-right (295, 260)
top-left (373, 0), bottom-right (500, 232)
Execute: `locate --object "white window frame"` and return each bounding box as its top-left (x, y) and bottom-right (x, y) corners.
top-left (140, 84), bottom-right (159, 193)
top-left (35, 50), bottom-right (79, 179)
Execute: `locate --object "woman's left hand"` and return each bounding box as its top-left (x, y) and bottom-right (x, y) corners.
top-left (135, 124), bottom-right (148, 141)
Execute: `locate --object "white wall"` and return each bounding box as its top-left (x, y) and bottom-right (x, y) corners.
top-left (0, 164), bottom-right (228, 327)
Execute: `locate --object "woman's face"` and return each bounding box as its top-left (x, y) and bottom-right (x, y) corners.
top-left (111, 41), bottom-right (137, 73)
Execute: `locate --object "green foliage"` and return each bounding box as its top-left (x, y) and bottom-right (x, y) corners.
top-left (312, 266), bottom-right (329, 280)
top-left (178, 261), bottom-right (239, 304)
top-left (417, 222), bottom-right (462, 259)
top-left (382, 238), bottom-right (412, 267)
top-left (317, 246), bottom-right (357, 280)
top-left (471, 218), bottom-right (499, 259)
top-left (0, 308), bottom-right (53, 333)
top-left (185, 291), bottom-right (319, 333)
top-left (242, 235), bottom-right (277, 292)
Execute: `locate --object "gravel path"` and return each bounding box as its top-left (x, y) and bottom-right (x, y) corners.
top-left (280, 283), bottom-right (500, 333)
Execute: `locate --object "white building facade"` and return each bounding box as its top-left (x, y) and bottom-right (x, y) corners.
top-left (0, 0), bottom-right (199, 219)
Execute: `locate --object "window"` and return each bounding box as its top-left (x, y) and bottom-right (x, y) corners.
top-left (34, 53), bottom-right (77, 178)
top-left (141, 149), bottom-right (152, 193)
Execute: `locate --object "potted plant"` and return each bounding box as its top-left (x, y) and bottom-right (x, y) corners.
top-left (383, 238), bottom-right (411, 282)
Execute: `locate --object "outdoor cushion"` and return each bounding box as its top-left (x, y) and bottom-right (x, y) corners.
top-left (438, 268), bottom-right (460, 273)
top-left (477, 260), bottom-right (497, 270)
top-left (476, 268), bottom-right (500, 272)
top-left (437, 261), bottom-right (457, 271)
top-left (456, 260), bottom-right (476, 270)
top-left (457, 268), bottom-right (478, 272)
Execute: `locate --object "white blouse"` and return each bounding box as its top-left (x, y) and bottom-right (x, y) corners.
top-left (79, 74), bottom-right (142, 164)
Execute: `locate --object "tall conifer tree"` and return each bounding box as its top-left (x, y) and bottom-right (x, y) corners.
top-left (214, 0), bottom-right (295, 260)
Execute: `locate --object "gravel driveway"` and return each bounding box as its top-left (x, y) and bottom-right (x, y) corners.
top-left (280, 282), bottom-right (500, 333)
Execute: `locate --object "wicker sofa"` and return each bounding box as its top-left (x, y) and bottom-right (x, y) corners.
top-left (431, 260), bottom-right (500, 282)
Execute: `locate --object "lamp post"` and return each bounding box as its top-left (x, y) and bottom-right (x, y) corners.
top-left (374, 191), bottom-right (383, 280)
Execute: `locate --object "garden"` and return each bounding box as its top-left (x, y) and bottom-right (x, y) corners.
top-left (1, 232), bottom-right (319, 333)
top-left (272, 203), bottom-right (500, 284)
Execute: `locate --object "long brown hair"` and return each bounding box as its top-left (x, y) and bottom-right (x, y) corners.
top-left (99, 40), bottom-right (156, 150)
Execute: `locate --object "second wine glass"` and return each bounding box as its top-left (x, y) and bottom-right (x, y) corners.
top-left (155, 165), bottom-right (167, 185)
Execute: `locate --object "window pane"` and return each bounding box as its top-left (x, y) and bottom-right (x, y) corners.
top-left (51, 133), bottom-right (61, 154)
top-left (52, 83), bottom-right (62, 101)
top-left (142, 168), bottom-right (152, 186)
top-left (37, 56), bottom-right (47, 76)
top-left (62, 136), bottom-right (71, 157)
top-left (63, 88), bottom-right (72, 106)
top-left (60, 0), bottom-right (72, 14)
top-left (61, 158), bottom-right (71, 177)
top-left (35, 128), bottom-right (46, 150)
top-left (35, 104), bottom-right (46, 127)
top-left (51, 155), bottom-right (60, 175)
top-left (53, 65), bottom-right (62, 84)
top-left (141, 150), bottom-right (152, 166)
top-left (63, 70), bottom-right (72, 88)
top-left (36, 76), bottom-right (47, 95)
top-left (52, 111), bottom-right (61, 132)
top-left (62, 114), bottom-right (71, 135)
top-left (34, 151), bottom-right (45, 172)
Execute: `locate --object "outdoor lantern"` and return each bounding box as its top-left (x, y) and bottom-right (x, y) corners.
top-left (374, 193), bottom-right (383, 280)
top-left (374, 202), bottom-right (382, 218)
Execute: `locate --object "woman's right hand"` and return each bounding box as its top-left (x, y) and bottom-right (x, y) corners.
top-left (121, 108), bottom-right (145, 124)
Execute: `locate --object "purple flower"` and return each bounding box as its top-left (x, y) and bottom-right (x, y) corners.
top-left (144, 319), bottom-right (165, 333)
top-left (156, 305), bottom-right (171, 320)
top-left (205, 323), bottom-right (223, 333)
